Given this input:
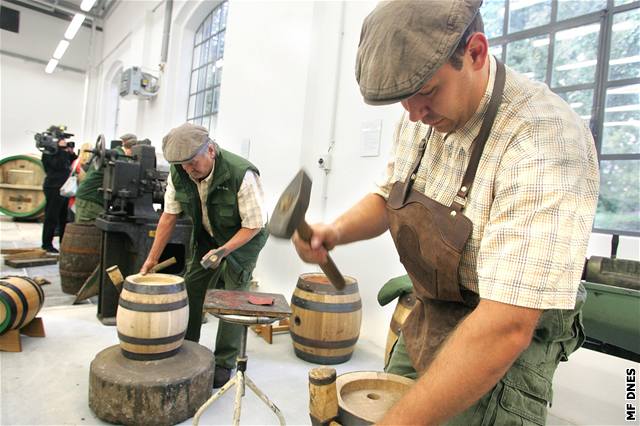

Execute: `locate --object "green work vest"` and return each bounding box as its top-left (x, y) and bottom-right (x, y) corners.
top-left (170, 145), bottom-right (268, 277)
top-left (75, 146), bottom-right (125, 206)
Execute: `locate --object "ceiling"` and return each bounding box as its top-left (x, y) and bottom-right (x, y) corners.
top-left (5, 0), bottom-right (117, 23)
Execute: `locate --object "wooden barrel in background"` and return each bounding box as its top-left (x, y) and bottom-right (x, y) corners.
top-left (0, 155), bottom-right (46, 219)
top-left (116, 273), bottom-right (189, 360)
top-left (384, 292), bottom-right (416, 367)
top-left (290, 273), bottom-right (362, 365)
top-left (59, 223), bottom-right (102, 295)
top-left (0, 276), bottom-right (45, 334)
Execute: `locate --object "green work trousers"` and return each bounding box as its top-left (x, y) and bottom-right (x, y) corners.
top-left (385, 285), bottom-right (586, 425)
top-left (74, 199), bottom-right (103, 223)
top-left (184, 240), bottom-right (251, 369)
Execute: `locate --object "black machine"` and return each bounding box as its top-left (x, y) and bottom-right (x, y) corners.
top-left (89, 135), bottom-right (192, 325)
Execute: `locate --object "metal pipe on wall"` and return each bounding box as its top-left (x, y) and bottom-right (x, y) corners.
top-left (160, 0), bottom-right (173, 70)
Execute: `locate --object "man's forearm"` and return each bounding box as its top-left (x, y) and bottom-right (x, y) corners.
top-left (145, 212), bottom-right (178, 262)
top-left (380, 300), bottom-right (542, 425)
top-left (333, 193), bottom-right (389, 245)
top-left (221, 227), bottom-right (261, 253)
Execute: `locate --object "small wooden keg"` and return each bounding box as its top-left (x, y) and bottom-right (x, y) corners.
top-left (384, 292), bottom-right (416, 366)
top-left (290, 273), bottom-right (362, 365)
top-left (0, 155), bottom-right (45, 219)
top-left (0, 276), bottom-right (45, 334)
top-left (116, 273), bottom-right (189, 360)
top-left (59, 223), bottom-right (101, 295)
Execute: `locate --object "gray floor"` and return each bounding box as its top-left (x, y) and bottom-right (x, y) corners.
top-left (1, 216), bottom-right (638, 425)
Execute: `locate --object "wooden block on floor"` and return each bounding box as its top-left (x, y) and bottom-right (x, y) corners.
top-left (0, 247), bottom-right (41, 255)
top-left (4, 249), bottom-right (47, 260)
top-left (4, 257), bottom-right (58, 268)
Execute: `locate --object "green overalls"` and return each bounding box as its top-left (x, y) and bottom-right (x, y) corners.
top-left (170, 146), bottom-right (268, 369)
top-left (384, 61), bottom-right (586, 424)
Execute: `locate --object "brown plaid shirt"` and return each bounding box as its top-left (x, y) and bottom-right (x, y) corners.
top-left (375, 57), bottom-right (600, 309)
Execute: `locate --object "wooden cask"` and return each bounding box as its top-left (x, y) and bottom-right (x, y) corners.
top-left (0, 276), bottom-right (45, 334)
top-left (384, 292), bottom-right (416, 367)
top-left (0, 155), bottom-right (45, 219)
top-left (116, 273), bottom-right (189, 360)
top-left (59, 223), bottom-right (102, 295)
top-left (290, 273), bottom-right (361, 365)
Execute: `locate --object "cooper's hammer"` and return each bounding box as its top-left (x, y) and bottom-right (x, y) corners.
top-left (268, 170), bottom-right (346, 290)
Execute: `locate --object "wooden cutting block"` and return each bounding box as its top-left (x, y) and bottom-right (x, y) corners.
top-left (5, 257), bottom-right (58, 268)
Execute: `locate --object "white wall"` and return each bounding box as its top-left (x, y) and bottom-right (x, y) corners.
top-left (0, 3), bottom-right (97, 157)
top-left (84, 0), bottom-right (639, 350)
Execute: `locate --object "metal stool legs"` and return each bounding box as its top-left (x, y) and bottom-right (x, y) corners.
top-left (193, 324), bottom-right (286, 425)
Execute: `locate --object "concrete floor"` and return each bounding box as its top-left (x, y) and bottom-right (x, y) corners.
top-left (0, 215), bottom-right (638, 425)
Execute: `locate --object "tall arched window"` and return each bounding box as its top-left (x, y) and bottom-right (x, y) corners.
top-left (187, 1), bottom-right (229, 136)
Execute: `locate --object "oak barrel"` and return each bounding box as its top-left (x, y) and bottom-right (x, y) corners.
top-left (0, 276), bottom-right (45, 334)
top-left (116, 273), bottom-right (189, 360)
top-left (59, 223), bottom-right (102, 295)
top-left (0, 155), bottom-right (45, 219)
top-left (384, 292), bottom-right (416, 366)
top-left (290, 273), bottom-right (361, 364)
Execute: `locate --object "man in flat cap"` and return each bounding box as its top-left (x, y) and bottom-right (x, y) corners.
top-left (141, 123), bottom-right (268, 388)
top-left (74, 133), bottom-right (139, 223)
top-left (293, 0), bottom-right (599, 424)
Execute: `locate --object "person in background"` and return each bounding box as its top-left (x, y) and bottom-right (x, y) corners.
top-left (291, 1), bottom-right (599, 424)
top-left (41, 125), bottom-right (77, 253)
top-left (74, 134), bottom-right (138, 223)
top-left (140, 123), bottom-right (268, 389)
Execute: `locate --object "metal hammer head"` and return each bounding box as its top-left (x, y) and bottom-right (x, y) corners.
top-left (268, 169), bottom-right (312, 238)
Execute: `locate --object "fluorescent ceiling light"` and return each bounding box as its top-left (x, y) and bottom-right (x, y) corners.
top-left (53, 40), bottom-right (70, 60)
top-left (510, 0), bottom-right (546, 12)
top-left (556, 24), bottom-right (599, 41)
top-left (80, 0), bottom-right (96, 11)
top-left (603, 120), bottom-right (640, 127)
top-left (555, 59), bottom-right (597, 71)
top-left (610, 55), bottom-right (640, 66)
top-left (569, 102), bottom-right (584, 109)
top-left (605, 104), bottom-right (640, 113)
top-left (65, 13), bottom-right (86, 40)
top-left (532, 38), bottom-right (550, 47)
top-left (45, 59), bottom-right (59, 74)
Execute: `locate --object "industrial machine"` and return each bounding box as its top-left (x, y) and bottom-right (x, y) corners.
top-left (119, 67), bottom-right (160, 100)
top-left (89, 135), bottom-right (192, 325)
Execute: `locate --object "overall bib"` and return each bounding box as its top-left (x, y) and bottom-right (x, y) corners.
top-left (385, 61), bottom-right (586, 425)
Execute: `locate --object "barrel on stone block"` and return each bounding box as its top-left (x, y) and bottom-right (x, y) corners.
top-left (290, 273), bottom-right (361, 364)
top-left (0, 276), bottom-right (45, 334)
top-left (0, 155), bottom-right (46, 219)
top-left (385, 292), bottom-right (416, 366)
top-left (59, 222), bottom-right (101, 295)
top-left (116, 273), bottom-right (189, 360)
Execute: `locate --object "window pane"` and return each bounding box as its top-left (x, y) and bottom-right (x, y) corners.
top-left (201, 115), bottom-right (211, 131)
top-left (609, 9), bottom-right (640, 81)
top-left (557, 89), bottom-right (594, 125)
top-left (508, 0), bottom-right (551, 33)
top-left (203, 14), bottom-right (212, 39)
top-left (481, 0), bottom-right (505, 39)
top-left (201, 40), bottom-right (210, 66)
top-left (594, 160), bottom-right (639, 233)
top-left (195, 92), bottom-right (204, 117)
top-left (212, 7), bottom-right (221, 34)
top-left (615, 0), bottom-right (635, 5)
top-left (192, 44), bottom-right (201, 69)
top-left (552, 24), bottom-right (600, 87)
top-left (557, 0), bottom-right (606, 21)
top-left (197, 68), bottom-right (206, 92)
top-left (218, 32), bottom-right (226, 60)
top-left (206, 64), bottom-right (215, 89)
top-left (204, 90), bottom-right (214, 115)
top-left (209, 35), bottom-right (218, 62)
top-left (190, 70), bottom-right (198, 94)
top-left (187, 95), bottom-right (195, 119)
top-left (210, 115), bottom-right (218, 135)
top-left (221, 2), bottom-right (228, 29)
top-left (213, 87), bottom-right (220, 112)
top-left (215, 67), bottom-right (223, 86)
top-left (195, 26), bottom-right (203, 45)
top-left (602, 84), bottom-right (640, 155)
top-left (489, 44), bottom-right (503, 60)
top-left (505, 35), bottom-right (549, 82)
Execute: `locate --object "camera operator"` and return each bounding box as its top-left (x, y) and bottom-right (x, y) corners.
top-left (40, 125), bottom-right (77, 253)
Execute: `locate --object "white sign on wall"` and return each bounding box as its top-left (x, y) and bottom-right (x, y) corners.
top-left (360, 119), bottom-right (382, 157)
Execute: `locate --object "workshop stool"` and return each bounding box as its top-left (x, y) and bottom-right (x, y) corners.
top-left (192, 314), bottom-right (286, 425)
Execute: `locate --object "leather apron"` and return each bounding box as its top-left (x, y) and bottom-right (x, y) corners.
top-left (386, 61), bottom-right (506, 374)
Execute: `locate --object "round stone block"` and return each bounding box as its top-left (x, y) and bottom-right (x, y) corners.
top-left (89, 341), bottom-right (214, 426)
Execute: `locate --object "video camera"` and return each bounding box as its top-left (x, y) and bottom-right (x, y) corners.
top-left (34, 125), bottom-right (75, 155)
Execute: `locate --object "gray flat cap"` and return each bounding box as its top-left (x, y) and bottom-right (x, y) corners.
top-left (356, 0), bottom-right (482, 105)
top-left (162, 123), bottom-right (210, 164)
top-left (119, 133), bottom-right (138, 148)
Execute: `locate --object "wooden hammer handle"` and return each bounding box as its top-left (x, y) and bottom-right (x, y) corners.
top-left (150, 256), bottom-right (177, 273)
top-left (297, 221), bottom-right (346, 290)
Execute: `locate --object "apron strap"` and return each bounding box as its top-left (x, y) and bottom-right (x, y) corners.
top-left (451, 60), bottom-right (506, 212)
top-left (400, 128), bottom-right (433, 203)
